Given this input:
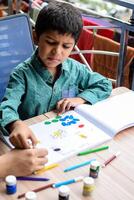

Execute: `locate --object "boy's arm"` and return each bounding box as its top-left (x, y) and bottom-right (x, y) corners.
top-left (0, 68), bottom-right (37, 148)
top-left (56, 64), bottom-right (112, 115)
top-left (77, 67), bottom-right (112, 105)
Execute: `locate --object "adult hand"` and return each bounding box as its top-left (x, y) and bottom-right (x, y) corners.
top-left (0, 148), bottom-right (48, 177)
top-left (9, 120), bottom-right (38, 149)
top-left (56, 97), bottom-right (86, 115)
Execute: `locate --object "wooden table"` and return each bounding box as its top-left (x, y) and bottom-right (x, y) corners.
top-left (0, 87), bottom-right (134, 200)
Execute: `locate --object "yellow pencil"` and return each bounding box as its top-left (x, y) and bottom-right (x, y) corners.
top-left (34, 163), bottom-right (59, 175)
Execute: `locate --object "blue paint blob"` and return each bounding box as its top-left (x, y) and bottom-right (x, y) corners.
top-left (60, 115), bottom-right (80, 126)
top-left (69, 115), bottom-right (73, 119)
top-left (61, 122), bottom-right (67, 126)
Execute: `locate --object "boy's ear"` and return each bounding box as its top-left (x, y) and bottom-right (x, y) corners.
top-left (32, 29), bottom-right (39, 45)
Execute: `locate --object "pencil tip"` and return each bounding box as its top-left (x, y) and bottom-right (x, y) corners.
top-left (115, 151), bottom-right (121, 156)
top-left (101, 163), bottom-right (105, 168)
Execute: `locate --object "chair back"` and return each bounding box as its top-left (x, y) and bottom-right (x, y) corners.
top-left (0, 14), bottom-right (34, 101)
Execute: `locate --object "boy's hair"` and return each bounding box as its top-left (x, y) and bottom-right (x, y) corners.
top-left (35, 2), bottom-right (83, 43)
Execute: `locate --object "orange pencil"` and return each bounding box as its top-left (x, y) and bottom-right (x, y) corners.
top-left (102, 152), bottom-right (121, 167)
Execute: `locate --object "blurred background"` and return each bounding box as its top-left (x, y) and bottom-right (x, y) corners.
top-left (64, 0), bottom-right (133, 22)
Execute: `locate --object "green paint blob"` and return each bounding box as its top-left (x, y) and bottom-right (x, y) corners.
top-left (55, 116), bottom-right (61, 119)
top-left (44, 121), bottom-right (51, 125)
top-left (52, 119), bottom-right (59, 123)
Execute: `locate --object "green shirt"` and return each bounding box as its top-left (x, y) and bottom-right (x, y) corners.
top-left (0, 50), bottom-right (112, 127)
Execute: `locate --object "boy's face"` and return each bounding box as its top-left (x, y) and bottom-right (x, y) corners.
top-left (37, 30), bottom-right (75, 68)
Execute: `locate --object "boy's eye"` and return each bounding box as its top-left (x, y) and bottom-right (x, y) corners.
top-left (46, 40), bottom-right (56, 45)
top-left (63, 45), bottom-right (71, 49)
top-left (46, 40), bottom-right (72, 49)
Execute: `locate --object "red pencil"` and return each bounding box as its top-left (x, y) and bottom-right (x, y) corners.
top-left (18, 183), bottom-right (54, 199)
top-left (102, 151), bottom-right (121, 167)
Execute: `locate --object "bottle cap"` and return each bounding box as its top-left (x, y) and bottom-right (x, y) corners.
top-left (5, 175), bottom-right (16, 185)
top-left (25, 191), bottom-right (37, 200)
top-left (83, 177), bottom-right (94, 186)
top-left (41, 2), bottom-right (48, 8)
top-left (90, 161), bottom-right (100, 170)
top-left (59, 185), bottom-right (70, 197)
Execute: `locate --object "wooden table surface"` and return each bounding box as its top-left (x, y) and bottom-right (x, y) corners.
top-left (0, 87), bottom-right (134, 200)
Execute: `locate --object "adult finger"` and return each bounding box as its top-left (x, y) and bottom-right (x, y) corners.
top-left (35, 148), bottom-right (48, 157)
top-left (37, 157), bottom-right (48, 166)
top-left (34, 158), bottom-right (48, 171)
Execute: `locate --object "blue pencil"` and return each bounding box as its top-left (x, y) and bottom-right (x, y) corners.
top-left (16, 176), bottom-right (49, 181)
top-left (53, 176), bottom-right (83, 188)
top-left (64, 158), bottom-right (96, 172)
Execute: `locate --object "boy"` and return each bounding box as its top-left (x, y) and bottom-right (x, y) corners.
top-left (0, 2), bottom-right (112, 149)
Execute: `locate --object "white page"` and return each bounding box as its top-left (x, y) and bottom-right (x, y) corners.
top-left (75, 91), bottom-right (134, 137)
top-left (29, 110), bottom-right (111, 166)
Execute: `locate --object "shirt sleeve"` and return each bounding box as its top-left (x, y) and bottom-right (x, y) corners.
top-left (0, 69), bottom-right (25, 128)
top-left (77, 65), bottom-right (112, 104)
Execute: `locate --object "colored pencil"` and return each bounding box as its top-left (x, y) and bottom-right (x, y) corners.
top-left (34, 163), bottom-right (59, 175)
top-left (16, 176), bottom-right (49, 181)
top-left (78, 145), bottom-right (109, 156)
top-left (64, 158), bottom-right (96, 172)
top-left (102, 151), bottom-right (121, 167)
top-left (17, 183), bottom-right (54, 199)
top-left (52, 176), bottom-right (83, 188)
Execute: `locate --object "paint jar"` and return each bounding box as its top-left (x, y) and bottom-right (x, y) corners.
top-left (82, 177), bottom-right (95, 196)
top-left (90, 160), bottom-right (100, 178)
top-left (5, 175), bottom-right (17, 194)
top-left (25, 191), bottom-right (37, 200)
top-left (58, 185), bottom-right (70, 200)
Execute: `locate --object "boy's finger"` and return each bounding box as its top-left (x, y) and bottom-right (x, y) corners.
top-left (18, 134), bottom-right (30, 149)
top-left (56, 99), bottom-right (64, 112)
top-left (9, 135), bottom-right (23, 149)
top-left (30, 133), bottom-right (39, 147)
top-left (66, 102), bottom-right (72, 111)
top-left (60, 99), bottom-right (69, 113)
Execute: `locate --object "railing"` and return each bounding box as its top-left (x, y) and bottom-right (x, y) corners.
top-left (103, 0), bottom-right (134, 89)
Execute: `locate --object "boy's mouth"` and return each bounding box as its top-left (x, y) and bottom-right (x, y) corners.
top-left (48, 57), bottom-right (60, 62)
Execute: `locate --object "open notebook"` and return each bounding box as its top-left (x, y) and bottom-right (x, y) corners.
top-left (1, 91), bottom-right (134, 165)
top-left (29, 91), bottom-right (134, 165)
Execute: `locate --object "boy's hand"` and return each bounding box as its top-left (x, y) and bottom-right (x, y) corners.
top-left (56, 97), bottom-right (86, 115)
top-left (9, 120), bottom-right (38, 149)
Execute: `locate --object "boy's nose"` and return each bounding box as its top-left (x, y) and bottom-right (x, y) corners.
top-left (52, 46), bottom-right (62, 55)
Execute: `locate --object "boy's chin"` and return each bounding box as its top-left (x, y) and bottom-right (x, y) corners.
top-left (45, 61), bottom-right (61, 68)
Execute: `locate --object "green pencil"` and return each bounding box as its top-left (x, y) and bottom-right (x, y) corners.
top-left (78, 145), bottom-right (109, 156)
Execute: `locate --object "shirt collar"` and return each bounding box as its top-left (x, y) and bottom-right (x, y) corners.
top-left (62, 59), bottom-right (70, 73)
